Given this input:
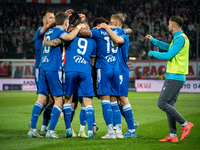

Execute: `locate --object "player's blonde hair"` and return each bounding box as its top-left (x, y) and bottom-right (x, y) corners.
top-left (110, 14), bottom-right (124, 26)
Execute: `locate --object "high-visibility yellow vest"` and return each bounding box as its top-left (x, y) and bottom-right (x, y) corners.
top-left (166, 33), bottom-right (189, 75)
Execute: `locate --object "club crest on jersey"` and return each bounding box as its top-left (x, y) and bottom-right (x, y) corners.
top-left (42, 56), bottom-right (49, 63)
top-left (73, 55), bottom-right (87, 64)
top-left (105, 55), bottom-right (116, 62)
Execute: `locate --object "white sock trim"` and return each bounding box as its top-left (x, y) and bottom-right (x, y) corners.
top-left (35, 102), bottom-right (43, 108)
top-left (101, 100), bottom-right (110, 105)
top-left (54, 105), bottom-right (62, 112)
top-left (81, 106), bottom-right (86, 110)
top-left (110, 101), bottom-right (117, 106)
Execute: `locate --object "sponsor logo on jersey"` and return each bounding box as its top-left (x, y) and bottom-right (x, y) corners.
top-left (105, 55), bottom-right (116, 62)
top-left (73, 55), bottom-right (87, 64)
top-left (42, 56), bottom-right (49, 63)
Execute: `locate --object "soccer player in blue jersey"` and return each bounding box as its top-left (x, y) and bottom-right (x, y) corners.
top-left (28, 9), bottom-right (75, 138)
top-left (62, 21), bottom-right (97, 139)
top-left (43, 16), bottom-right (98, 138)
top-left (80, 17), bottom-right (126, 139)
top-left (28, 10), bottom-right (56, 138)
top-left (100, 14), bottom-right (137, 138)
top-left (38, 12), bottom-right (86, 139)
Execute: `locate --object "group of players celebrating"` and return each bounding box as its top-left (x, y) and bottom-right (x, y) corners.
top-left (28, 9), bottom-right (138, 139)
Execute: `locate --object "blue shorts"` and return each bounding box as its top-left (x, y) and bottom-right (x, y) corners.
top-left (34, 68), bottom-right (40, 94)
top-left (119, 73), bottom-right (129, 97)
top-left (64, 72), bottom-right (95, 97)
top-left (39, 70), bottom-right (63, 96)
top-left (96, 68), bottom-right (120, 96)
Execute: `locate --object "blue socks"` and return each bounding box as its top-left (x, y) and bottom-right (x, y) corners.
top-left (101, 100), bottom-right (113, 126)
top-left (80, 106), bottom-right (86, 126)
top-left (111, 101), bottom-right (121, 127)
top-left (48, 105), bottom-right (62, 131)
top-left (63, 104), bottom-right (72, 129)
top-left (85, 105), bottom-right (94, 131)
top-left (123, 104), bottom-right (135, 130)
top-left (42, 105), bottom-right (53, 127)
top-left (31, 102), bottom-right (43, 129)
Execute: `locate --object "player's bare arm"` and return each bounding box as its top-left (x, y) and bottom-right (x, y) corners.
top-left (90, 57), bottom-right (96, 67)
top-left (79, 13), bottom-right (86, 21)
top-left (124, 28), bottom-right (132, 34)
top-left (79, 29), bottom-right (91, 37)
top-left (97, 23), bottom-right (124, 44)
top-left (61, 23), bottom-right (86, 41)
top-left (40, 20), bottom-right (56, 35)
top-left (43, 37), bottom-right (62, 47)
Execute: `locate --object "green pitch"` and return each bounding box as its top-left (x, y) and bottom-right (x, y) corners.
top-left (0, 91), bottom-right (199, 150)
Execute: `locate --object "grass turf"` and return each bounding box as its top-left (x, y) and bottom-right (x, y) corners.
top-left (0, 91), bottom-right (199, 150)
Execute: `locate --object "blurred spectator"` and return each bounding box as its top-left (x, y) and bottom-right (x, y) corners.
top-left (26, 47), bottom-right (35, 59)
top-left (14, 68), bottom-right (22, 78)
top-left (188, 21), bottom-right (195, 32)
top-left (157, 71), bottom-right (163, 80)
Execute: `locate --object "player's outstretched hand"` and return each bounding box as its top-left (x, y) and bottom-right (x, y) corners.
top-left (79, 13), bottom-right (86, 21)
top-left (65, 9), bottom-right (74, 17)
top-left (145, 34), bottom-right (152, 40)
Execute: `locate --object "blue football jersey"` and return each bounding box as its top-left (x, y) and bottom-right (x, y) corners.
top-left (34, 27), bottom-right (43, 69)
top-left (90, 28), bottom-right (125, 69)
top-left (64, 35), bottom-right (97, 74)
top-left (119, 34), bottom-right (129, 74)
top-left (41, 27), bottom-right (65, 71)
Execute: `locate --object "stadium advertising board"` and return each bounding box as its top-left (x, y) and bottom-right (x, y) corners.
top-left (0, 79), bottom-right (37, 91)
top-left (128, 60), bottom-right (200, 80)
top-left (12, 61), bottom-right (35, 78)
top-left (0, 61), bottom-right (12, 78)
top-left (135, 80), bottom-right (200, 93)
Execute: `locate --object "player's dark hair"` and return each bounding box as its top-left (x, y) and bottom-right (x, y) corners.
top-left (93, 17), bottom-right (109, 27)
top-left (170, 16), bottom-right (184, 28)
top-left (55, 12), bottom-right (69, 25)
top-left (41, 10), bottom-right (54, 19)
top-left (68, 21), bottom-right (89, 31)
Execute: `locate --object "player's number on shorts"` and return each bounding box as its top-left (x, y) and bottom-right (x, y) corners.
top-left (77, 38), bottom-right (88, 55)
top-left (44, 36), bottom-right (50, 53)
top-left (104, 37), bottom-right (118, 54)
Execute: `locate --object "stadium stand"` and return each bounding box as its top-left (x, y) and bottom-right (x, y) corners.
top-left (0, 0), bottom-right (199, 59)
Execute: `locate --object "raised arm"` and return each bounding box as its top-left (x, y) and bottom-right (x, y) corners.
top-left (97, 23), bottom-right (124, 44)
top-left (65, 9), bottom-right (74, 17)
top-left (123, 28), bottom-right (132, 34)
top-left (145, 34), bottom-right (170, 51)
top-left (148, 36), bottom-right (184, 60)
top-left (61, 23), bottom-right (86, 41)
top-left (40, 20), bottom-right (56, 35)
